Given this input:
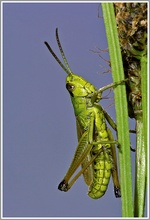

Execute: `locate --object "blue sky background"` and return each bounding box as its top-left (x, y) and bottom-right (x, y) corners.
top-left (2, 2), bottom-right (137, 218)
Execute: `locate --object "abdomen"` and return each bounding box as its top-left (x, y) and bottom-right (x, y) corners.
top-left (88, 146), bottom-right (113, 199)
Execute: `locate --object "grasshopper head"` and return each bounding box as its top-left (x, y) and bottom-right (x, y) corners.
top-left (66, 73), bottom-right (96, 98)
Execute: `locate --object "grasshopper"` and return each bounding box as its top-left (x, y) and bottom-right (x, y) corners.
top-left (44, 28), bottom-right (122, 199)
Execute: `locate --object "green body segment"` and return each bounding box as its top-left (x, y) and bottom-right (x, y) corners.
top-left (44, 28), bottom-right (121, 199)
top-left (88, 146), bottom-right (112, 199)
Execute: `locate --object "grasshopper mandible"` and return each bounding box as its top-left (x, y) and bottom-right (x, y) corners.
top-left (44, 28), bottom-right (122, 199)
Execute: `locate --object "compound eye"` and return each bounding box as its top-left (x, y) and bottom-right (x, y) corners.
top-left (66, 83), bottom-right (75, 91)
top-left (66, 83), bottom-right (75, 97)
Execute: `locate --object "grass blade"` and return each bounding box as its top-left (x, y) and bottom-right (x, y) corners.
top-left (102, 3), bottom-right (134, 217)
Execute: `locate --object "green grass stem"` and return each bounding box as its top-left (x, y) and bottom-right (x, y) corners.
top-left (134, 53), bottom-right (147, 217)
top-left (102, 3), bottom-right (134, 217)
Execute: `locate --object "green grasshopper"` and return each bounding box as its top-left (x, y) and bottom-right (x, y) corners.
top-left (44, 28), bottom-right (122, 199)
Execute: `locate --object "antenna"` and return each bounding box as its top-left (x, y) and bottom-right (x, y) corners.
top-left (44, 28), bottom-right (72, 75)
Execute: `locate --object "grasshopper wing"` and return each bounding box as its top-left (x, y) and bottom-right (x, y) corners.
top-left (76, 119), bottom-right (93, 186)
